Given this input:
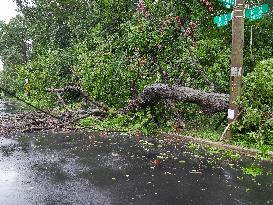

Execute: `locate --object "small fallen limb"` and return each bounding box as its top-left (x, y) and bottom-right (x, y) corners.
top-left (0, 111), bottom-right (61, 135)
top-left (0, 109), bottom-right (88, 134)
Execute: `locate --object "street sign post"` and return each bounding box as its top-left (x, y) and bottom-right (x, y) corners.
top-left (213, 1), bottom-right (270, 140)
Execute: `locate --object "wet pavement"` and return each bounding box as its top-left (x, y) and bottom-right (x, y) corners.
top-left (0, 100), bottom-right (273, 205)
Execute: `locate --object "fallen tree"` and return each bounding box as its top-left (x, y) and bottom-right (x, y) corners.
top-left (44, 83), bottom-right (229, 129)
top-left (47, 83), bottom-right (229, 116)
top-left (1, 84), bottom-right (230, 134)
top-left (121, 83), bottom-right (229, 114)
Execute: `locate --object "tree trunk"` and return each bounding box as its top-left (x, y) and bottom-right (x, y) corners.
top-left (121, 83), bottom-right (229, 114)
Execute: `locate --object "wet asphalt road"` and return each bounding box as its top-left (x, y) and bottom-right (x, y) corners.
top-left (1, 100), bottom-right (273, 205)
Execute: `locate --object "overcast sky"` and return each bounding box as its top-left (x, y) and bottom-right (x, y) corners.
top-left (0, 0), bottom-right (18, 71)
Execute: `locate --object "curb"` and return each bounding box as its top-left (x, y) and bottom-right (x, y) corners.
top-left (160, 132), bottom-right (273, 159)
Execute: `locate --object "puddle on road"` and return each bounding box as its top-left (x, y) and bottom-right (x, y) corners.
top-left (0, 131), bottom-right (273, 205)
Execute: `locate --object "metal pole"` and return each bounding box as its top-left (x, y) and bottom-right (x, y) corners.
top-left (226, 0), bottom-right (245, 140)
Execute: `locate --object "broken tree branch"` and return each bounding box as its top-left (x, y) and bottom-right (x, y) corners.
top-left (46, 86), bottom-right (108, 111)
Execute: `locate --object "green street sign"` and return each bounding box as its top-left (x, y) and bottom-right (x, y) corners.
top-left (214, 2), bottom-right (270, 28)
top-left (245, 4), bottom-right (269, 21)
top-left (219, 0), bottom-right (235, 8)
top-left (214, 13), bottom-right (232, 27)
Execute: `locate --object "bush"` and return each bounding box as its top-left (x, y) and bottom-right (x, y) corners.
top-left (235, 59), bottom-right (273, 146)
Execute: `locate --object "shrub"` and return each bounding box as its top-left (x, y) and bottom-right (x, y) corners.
top-left (235, 59), bottom-right (273, 146)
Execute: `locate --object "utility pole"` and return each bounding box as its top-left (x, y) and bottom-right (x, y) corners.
top-left (226, 0), bottom-right (245, 140)
top-left (214, 1), bottom-right (269, 140)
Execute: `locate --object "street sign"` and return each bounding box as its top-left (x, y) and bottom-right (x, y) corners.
top-left (245, 4), bottom-right (269, 21)
top-left (219, 0), bottom-right (235, 8)
top-left (214, 13), bottom-right (232, 27)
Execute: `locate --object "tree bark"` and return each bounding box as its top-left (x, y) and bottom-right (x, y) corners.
top-left (121, 83), bottom-right (229, 114)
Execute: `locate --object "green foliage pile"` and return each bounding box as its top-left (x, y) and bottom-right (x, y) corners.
top-left (235, 59), bottom-right (273, 147)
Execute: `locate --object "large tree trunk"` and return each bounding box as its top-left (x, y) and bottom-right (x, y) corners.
top-left (122, 84), bottom-right (229, 114)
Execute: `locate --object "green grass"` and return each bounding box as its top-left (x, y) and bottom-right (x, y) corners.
top-left (242, 165), bottom-right (263, 178)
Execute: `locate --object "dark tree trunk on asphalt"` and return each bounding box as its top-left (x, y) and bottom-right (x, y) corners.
top-left (122, 84), bottom-right (229, 114)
